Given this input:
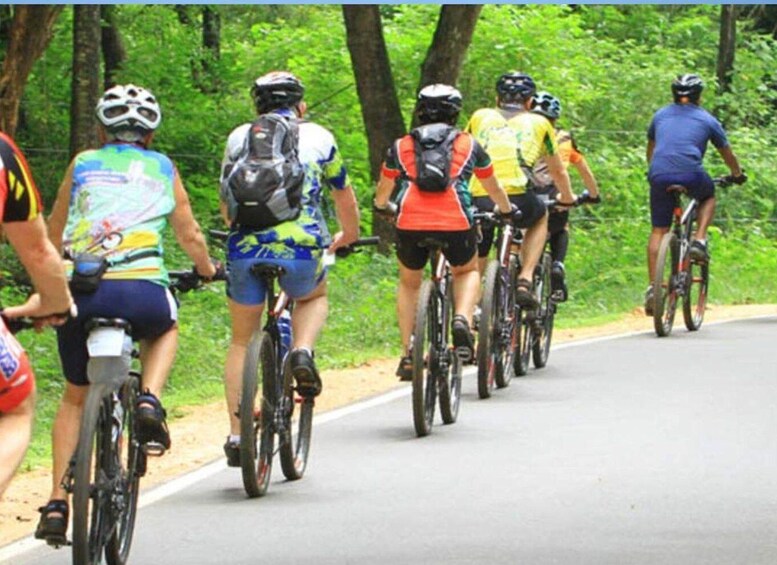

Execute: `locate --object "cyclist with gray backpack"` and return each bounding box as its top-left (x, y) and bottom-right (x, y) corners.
top-left (374, 84), bottom-right (516, 381)
top-left (219, 71), bottom-right (360, 465)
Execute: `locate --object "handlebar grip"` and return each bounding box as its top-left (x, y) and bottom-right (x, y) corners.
top-left (209, 229), bottom-right (228, 242)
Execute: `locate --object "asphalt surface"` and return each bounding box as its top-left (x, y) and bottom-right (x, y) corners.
top-left (10, 317), bottom-right (777, 565)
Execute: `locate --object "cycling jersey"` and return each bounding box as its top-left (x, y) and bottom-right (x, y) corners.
top-left (220, 109), bottom-right (351, 262)
top-left (533, 129), bottom-right (583, 189)
top-left (382, 129), bottom-right (493, 231)
top-left (466, 108), bottom-right (558, 197)
top-left (0, 319), bottom-right (33, 413)
top-left (62, 143), bottom-right (176, 285)
top-left (0, 132), bottom-right (42, 223)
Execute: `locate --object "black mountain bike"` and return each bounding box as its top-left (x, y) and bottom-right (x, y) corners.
top-left (652, 177), bottom-right (731, 337)
top-left (410, 238), bottom-right (464, 437)
top-left (216, 232), bottom-right (380, 497)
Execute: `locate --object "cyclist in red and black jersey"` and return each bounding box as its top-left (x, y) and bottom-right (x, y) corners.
top-left (374, 85), bottom-right (516, 380)
top-left (0, 132), bottom-right (72, 499)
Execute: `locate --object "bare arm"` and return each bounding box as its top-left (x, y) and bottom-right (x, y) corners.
top-left (48, 160), bottom-right (75, 252)
top-left (572, 156), bottom-right (600, 197)
top-left (169, 171), bottom-right (216, 277)
top-left (479, 174), bottom-right (511, 214)
top-left (219, 201), bottom-right (230, 227)
top-left (4, 216), bottom-right (72, 317)
top-left (374, 173), bottom-right (394, 209)
top-left (329, 185), bottom-right (360, 252)
top-left (646, 139), bottom-right (655, 164)
top-left (546, 154), bottom-right (576, 204)
top-left (717, 145), bottom-right (743, 177)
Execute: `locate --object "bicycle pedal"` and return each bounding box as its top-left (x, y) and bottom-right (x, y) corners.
top-left (45, 537), bottom-right (71, 549)
top-left (454, 347), bottom-right (472, 362)
top-left (142, 442), bottom-right (167, 457)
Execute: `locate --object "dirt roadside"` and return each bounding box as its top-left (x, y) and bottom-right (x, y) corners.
top-left (2, 304), bottom-right (775, 547)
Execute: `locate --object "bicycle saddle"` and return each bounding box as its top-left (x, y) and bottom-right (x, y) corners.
top-left (666, 184), bottom-right (688, 194)
top-left (250, 264), bottom-right (286, 279)
top-left (417, 237), bottom-right (449, 250)
top-left (85, 318), bottom-right (132, 333)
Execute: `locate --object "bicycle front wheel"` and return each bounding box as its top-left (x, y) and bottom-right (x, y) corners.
top-left (412, 280), bottom-right (436, 437)
top-left (683, 258), bottom-right (709, 331)
top-left (495, 256), bottom-right (519, 389)
top-left (438, 280), bottom-right (460, 424)
top-left (240, 331), bottom-right (274, 498)
top-left (532, 254), bottom-right (555, 369)
top-left (477, 260), bottom-right (500, 399)
top-left (653, 232), bottom-right (679, 337)
top-left (104, 376), bottom-right (141, 565)
top-left (279, 360), bottom-right (314, 480)
top-left (72, 387), bottom-right (112, 565)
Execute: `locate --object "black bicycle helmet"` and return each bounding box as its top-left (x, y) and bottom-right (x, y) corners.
top-left (496, 72), bottom-right (536, 106)
top-left (531, 91), bottom-right (562, 120)
top-left (671, 74), bottom-right (703, 102)
top-left (251, 71), bottom-right (305, 113)
top-left (415, 84), bottom-right (463, 125)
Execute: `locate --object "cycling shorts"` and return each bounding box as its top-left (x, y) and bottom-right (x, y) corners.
top-left (227, 255), bottom-right (326, 306)
top-left (0, 320), bottom-right (34, 413)
top-left (395, 228), bottom-right (478, 270)
top-left (649, 171), bottom-right (715, 228)
top-left (547, 209), bottom-right (569, 235)
top-left (473, 192), bottom-right (547, 257)
top-left (57, 280), bottom-right (178, 386)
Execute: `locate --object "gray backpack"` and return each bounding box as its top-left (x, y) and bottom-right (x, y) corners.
top-left (222, 113), bottom-right (305, 229)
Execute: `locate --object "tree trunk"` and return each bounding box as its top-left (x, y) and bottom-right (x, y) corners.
top-left (71, 5), bottom-right (101, 157)
top-left (0, 6), bottom-right (63, 136)
top-left (101, 5), bottom-right (125, 90)
top-left (717, 5), bottom-right (736, 93)
top-left (200, 7), bottom-right (221, 93)
top-left (342, 5), bottom-right (406, 246)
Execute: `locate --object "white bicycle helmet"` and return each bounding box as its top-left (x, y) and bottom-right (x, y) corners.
top-left (95, 84), bottom-right (161, 139)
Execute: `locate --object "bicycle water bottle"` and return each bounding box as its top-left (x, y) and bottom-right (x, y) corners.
top-left (278, 310), bottom-right (292, 362)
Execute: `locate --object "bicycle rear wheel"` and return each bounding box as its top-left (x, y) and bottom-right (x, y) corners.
top-left (495, 256), bottom-right (519, 389)
top-left (279, 361), bottom-right (314, 480)
top-left (412, 280), bottom-right (436, 437)
top-left (438, 280), bottom-right (460, 424)
top-left (653, 232), bottom-right (679, 337)
top-left (72, 387), bottom-right (112, 565)
top-left (514, 307), bottom-right (532, 376)
top-left (105, 376), bottom-right (141, 565)
top-left (683, 258), bottom-right (709, 331)
top-left (477, 260), bottom-right (500, 399)
top-left (532, 254), bottom-right (555, 369)
top-left (240, 331), bottom-right (274, 498)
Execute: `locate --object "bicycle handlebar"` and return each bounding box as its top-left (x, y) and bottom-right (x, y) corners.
top-left (334, 236), bottom-right (381, 258)
top-left (0, 312), bottom-right (34, 334)
top-left (168, 267), bottom-right (227, 294)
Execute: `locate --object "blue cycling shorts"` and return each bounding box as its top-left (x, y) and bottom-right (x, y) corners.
top-left (649, 171), bottom-right (715, 228)
top-left (58, 280), bottom-right (178, 386)
top-left (227, 256), bottom-right (327, 306)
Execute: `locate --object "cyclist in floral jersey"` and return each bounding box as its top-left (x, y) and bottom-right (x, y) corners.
top-left (36, 85), bottom-right (217, 545)
top-left (218, 71), bottom-right (360, 465)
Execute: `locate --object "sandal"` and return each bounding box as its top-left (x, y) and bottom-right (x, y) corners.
top-left (515, 278), bottom-right (539, 308)
top-left (395, 356), bottom-right (413, 381)
top-left (34, 499), bottom-right (68, 547)
top-left (135, 391), bottom-right (171, 451)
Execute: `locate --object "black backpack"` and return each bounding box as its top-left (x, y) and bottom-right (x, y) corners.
top-left (222, 113), bottom-right (305, 229)
top-left (405, 124), bottom-right (461, 192)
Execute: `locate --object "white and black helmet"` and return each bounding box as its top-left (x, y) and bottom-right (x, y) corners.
top-left (532, 91), bottom-right (562, 120)
top-left (671, 74), bottom-right (704, 102)
top-left (416, 84), bottom-right (463, 125)
top-left (251, 71), bottom-right (305, 113)
top-left (95, 84), bottom-right (162, 135)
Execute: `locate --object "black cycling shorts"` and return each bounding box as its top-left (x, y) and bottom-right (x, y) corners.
top-left (473, 192), bottom-right (547, 257)
top-left (547, 209), bottom-right (569, 235)
top-left (395, 228), bottom-right (478, 270)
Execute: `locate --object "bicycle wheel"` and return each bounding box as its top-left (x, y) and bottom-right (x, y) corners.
top-left (683, 258), bottom-right (709, 331)
top-left (514, 307), bottom-right (532, 376)
top-left (72, 386), bottom-right (112, 565)
top-left (240, 331), bottom-right (274, 498)
top-left (653, 232), bottom-right (679, 337)
top-left (476, 260), bottom-right (500, 399)
top-left (279, 360), bottom-right (314, 480)
top-left (104, 376), bottom-right (141, 565)
top-left (412, 280), bottom-right (436, 437)
top-left (438, 280), bottom-right (461, 424)
top-left (495, 256), bottom-right (519, 389)
top-left (532, 254), bottom-right (555, 369)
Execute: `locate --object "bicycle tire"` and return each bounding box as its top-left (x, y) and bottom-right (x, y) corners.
top-left (476, 260), bottom-right (500, 399)
top-left (279, 360), bottom-right (314, 480)
top-left (683, 258), bottom-right (709, 331)
top-left (240, 331), bottom-right (274, 498)
top-left (438, 279), bottom-right (461, 424)
top-left (104, 376), bottom-right (141, 565)
top-left (653, 232), bottom-right (679, 337)
top-left (72, 386), bottom-right (111, 565)
top-left (532, 254), bottom-right (554, 369)
top-left (495, 256), bottom-right (518, 389)
top-left (514, 307), bottom-right (532, 376)
top-left (412, 280), bottom-right (436, 437)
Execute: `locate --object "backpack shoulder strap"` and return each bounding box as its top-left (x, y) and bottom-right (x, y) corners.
top-left (396, 134), bottom-right (417, 179)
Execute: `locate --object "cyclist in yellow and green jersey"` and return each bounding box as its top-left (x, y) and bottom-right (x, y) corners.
top-left (466, 72), bottom-right (576, 307)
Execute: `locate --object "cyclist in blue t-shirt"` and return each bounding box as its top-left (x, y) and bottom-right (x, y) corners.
top-left (644, 74), bottom-right (746, 314)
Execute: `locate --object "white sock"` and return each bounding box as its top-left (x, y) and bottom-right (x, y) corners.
top-left (228, 434), bottom-right (240, 443)
top-left (696, 239), bottom-right (706, 245)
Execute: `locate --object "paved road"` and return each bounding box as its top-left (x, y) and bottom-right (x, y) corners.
top-left (10, 317), bottom-right (777, 564)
